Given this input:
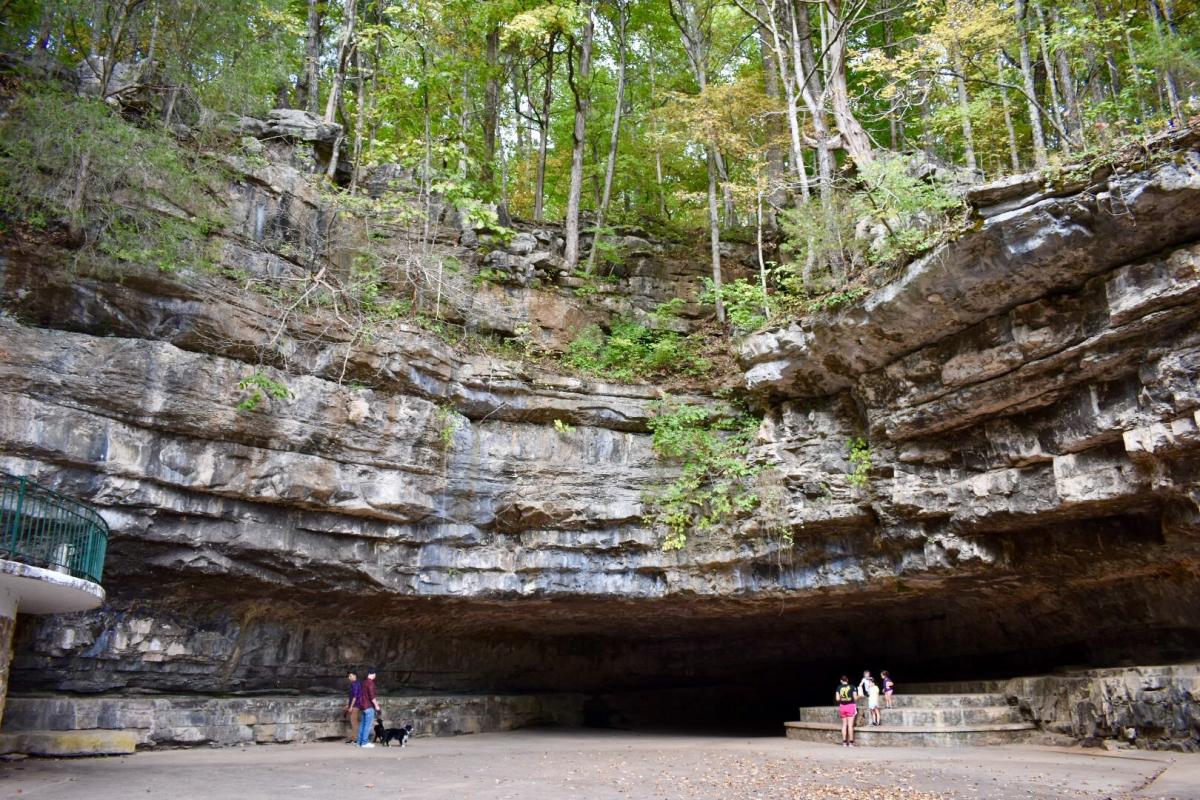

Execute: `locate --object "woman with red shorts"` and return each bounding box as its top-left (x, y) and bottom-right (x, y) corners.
top-left (835, 675), bottom-right (857, 746)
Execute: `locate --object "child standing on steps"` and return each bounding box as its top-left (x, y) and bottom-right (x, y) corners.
top-left (835, 675), bottom-right (857, 746)
top-left (866, 676), bottom-right (882, 726)
top-left (881, 671), bottom-right (895, 710)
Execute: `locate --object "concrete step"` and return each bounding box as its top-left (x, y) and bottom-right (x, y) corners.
top-left (902, 680), bottom-right (1007, 695)
top-left (784, 720), bottom-right (1036, 747)
top-left (881, 693), bottom-right (1010, 708)
top-left (797, 704), bottom-right (1022, 726)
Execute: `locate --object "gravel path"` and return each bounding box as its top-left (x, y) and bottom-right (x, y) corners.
top-left (1, 729), bottom-right (1195, 800)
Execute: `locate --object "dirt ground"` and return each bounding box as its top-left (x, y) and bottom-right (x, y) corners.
top-left (1, 729), bottom-right (1197, 800)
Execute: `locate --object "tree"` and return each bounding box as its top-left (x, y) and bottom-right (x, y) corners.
top-left (563, 0), bottom-right (594, 269)
top-left (505, 3), bottom-right (575, 221)
top-left (585, 0), bottom-right (628, 272)
top-left (1015, 0), bottom-right (1048, 168)
top-left (668, 0), bottom-right (725, 323)
top-left (300, 0), bottom-right (323, 113)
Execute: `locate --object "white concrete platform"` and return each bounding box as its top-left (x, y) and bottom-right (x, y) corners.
top-left (0, 558), bottom-right (105, 614)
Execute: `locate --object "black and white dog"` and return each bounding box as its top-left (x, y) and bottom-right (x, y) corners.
top-left (373, 719), bottom-right (414, 747)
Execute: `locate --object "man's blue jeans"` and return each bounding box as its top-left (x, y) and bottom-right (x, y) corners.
top-left (357, 707), bottom-right (376, 746)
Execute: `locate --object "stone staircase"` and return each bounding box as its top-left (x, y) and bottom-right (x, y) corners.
top-left (784, 686), bottom-right (1036, 746)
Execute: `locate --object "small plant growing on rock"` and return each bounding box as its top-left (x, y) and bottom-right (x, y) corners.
top-left (435, 404), bottom-right (460, 450)
top-left (700, 278), bottom-right (770, 332)
top-left (644, 397), bottom-right (762, 551)
top-left (848, 437), bottom-right (872, 488)
top-left (472, 267), bottom-right (509, 287)
top-left (553, 419), bottom-right (575, 436)
top-left (235, 371), bottom-right (292, 412)
top-left (563, 319), bottom-right (709, 382)
top-left (808, 287), bottom-right (869, 314)
top-left (650, 298), bottom-right (687, 327)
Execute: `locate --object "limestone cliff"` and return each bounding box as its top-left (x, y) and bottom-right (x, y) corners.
top-left (2, 106), bottom-right (1199, 748)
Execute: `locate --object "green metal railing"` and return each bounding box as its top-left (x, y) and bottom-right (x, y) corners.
top-left (0, 473), bottom-right (108, 584)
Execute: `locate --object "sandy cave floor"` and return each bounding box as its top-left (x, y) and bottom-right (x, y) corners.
top-left (1, 729), bottom-right (1198, 800)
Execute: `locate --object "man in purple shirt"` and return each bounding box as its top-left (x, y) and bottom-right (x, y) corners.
top-left (356, 669), bottom-right (381, 747)
top-left (345, 671), bottom-right (362, 743)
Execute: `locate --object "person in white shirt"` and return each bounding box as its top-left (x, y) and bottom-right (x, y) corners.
top-left (866, 677), bottom-right (882, 726)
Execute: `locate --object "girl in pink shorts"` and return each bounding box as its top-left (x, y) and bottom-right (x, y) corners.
top-left (834, 675), bottom-right (857, 746)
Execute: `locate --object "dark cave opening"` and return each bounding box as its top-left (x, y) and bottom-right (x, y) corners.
top-left (11, 511), bottom-right (1200, 735)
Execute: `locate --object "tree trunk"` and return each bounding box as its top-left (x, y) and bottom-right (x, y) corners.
top-left (590, 139), bottom-right (603, 208)
top-left (67, 151), bottom-right (91, 247)
top-left (823, 0), bottom-right (874, 166)
top-left (324, 0), bottom-right (358, 124)
top-left (563, 3), bottom-right (594, 270)
top-left (1015, 0), bottom-right (1048, 169)
top-left (1147, 0), bottom-right (1182, 120)
top-left (458, 77), bottom-right (469, 179)
top-left (534, 38), bottom-right (556, 222)
top-left (481, 26), bottom-right (501, 186)
top-left (511, 69), bottom-right (528, 154)
top-left (1123, 29), bottom-right (1150, 124)
top-left (350, 46), bottom-right (366, 194)
top-left (301, 0), bottom-right (322, 114)
top-left (586, 0), bottom-right (627, 273)
top-left (884, 9), bottom-right (899, 150)
top-left (793, 3), bottom-right (834, 200)
top-left (714, 149), bottom-right (736, 228)
top-left (998, 54), bottom-right (1021, 172)
top-left (649, 44), bottom-right (668, 219)
top-left (752, 0), bottom-right (806, 205)
top-left (706, 146), bottom-right (725, 324)
top-left (758, 3), bottom-right (786, 212)
top-left (145, 0), bottom-right (159, 64)
top-left (1050, 7), bottom-right (1083, 147)
top-left (671, 0), bottom-right (724, 321)
top-left (1033, 0), bottom-right (1068, 155)
top-left (98, 0), bottom-right (146, 100)
top-left (89, 0), bottom-right (102, 60)
top-left (951, 41), bottom-right (977, 172)
top-left (918, 86), bottom-right (935, 161)
top-left (755, 178), bottom-right (770, 320)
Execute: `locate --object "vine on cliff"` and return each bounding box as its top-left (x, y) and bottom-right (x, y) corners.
top-left (644, 397), bottom-right (762, 551)
top-left (847, 437), bottom-right (872, 489)
top-left (235, 371), bottom-right (292, 411)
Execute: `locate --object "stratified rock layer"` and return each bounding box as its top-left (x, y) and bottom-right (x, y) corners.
top-left (1, 122), bottom-right (1198, 749)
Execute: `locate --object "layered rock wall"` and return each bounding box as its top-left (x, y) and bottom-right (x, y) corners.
top-left (1, 110), bottom-right (1198, 748)
top-left (1, 692), bottom-right (583, 748)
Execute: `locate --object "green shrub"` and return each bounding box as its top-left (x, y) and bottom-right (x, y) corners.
top-left (434, 404), bottom-right (461, 449)
top-left (807, 287), bottom-right (868, 314)
top-left (563, 317), bottom-right (708, 382)
top-left (0, 87), bottom-right (225, 272)
top-left (644, 398), bottom-right (762, 550)
top-left (235, 371), bottom-right (292, 412)
top-left (700, 277), bottom-right (770, 331)
top-left (847, 437), bottom-right (872, 488)
top-left (780, 155), bottom-right (962, 295)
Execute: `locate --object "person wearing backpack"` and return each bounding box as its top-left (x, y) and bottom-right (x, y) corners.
top-left (834, 675), bottom-right (857, 746)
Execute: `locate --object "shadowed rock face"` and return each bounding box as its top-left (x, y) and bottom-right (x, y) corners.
top-left (1, 128), bottom-right (1198, 723)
